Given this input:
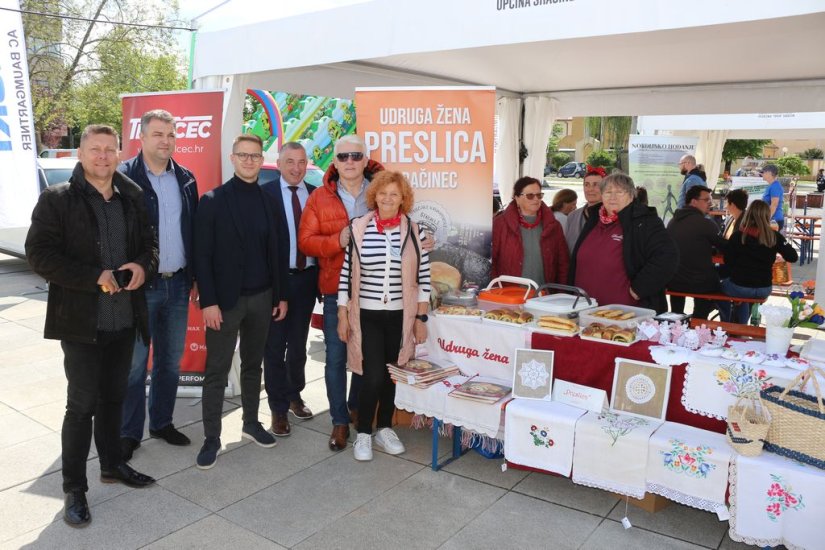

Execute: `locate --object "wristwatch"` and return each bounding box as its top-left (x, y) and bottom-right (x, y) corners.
top-left (415, 314), bottom-right (429, 323)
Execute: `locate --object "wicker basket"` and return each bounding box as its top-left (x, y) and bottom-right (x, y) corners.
top-left (761, 366), bottom-right (825, 470)
top-left (726, 396), bottom-right (771, 456)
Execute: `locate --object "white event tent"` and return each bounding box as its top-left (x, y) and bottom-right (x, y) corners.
top-left (192, 0), bottom-right (825, 201)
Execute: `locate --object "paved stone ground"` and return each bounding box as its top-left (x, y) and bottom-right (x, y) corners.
top-left (0, 252), bottom-right (785, 549)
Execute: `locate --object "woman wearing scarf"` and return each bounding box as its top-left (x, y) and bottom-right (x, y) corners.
top-left (337, 171), bottom-right (430, 462)
top-left (569, 173), bottom-right (678, 313)
top-left (720, 200), bottom-right (797, 324)
top-left (491, 176), bottom-right (569, 286)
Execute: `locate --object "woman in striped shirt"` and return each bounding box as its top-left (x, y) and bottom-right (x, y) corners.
top-left (337, 171), bottom-right (431, 462)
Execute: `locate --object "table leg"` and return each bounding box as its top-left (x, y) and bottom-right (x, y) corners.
top-left (430, 417), bottom-right (469, 471)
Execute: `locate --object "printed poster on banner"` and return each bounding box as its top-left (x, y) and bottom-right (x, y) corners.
top-left (122, 90), bottom-right (224, 386)
top-left (355, 87), bottom-right (496, 294)
top-left (0, 0), bottom-right (38, 229)
top-left (628, 135), bottom-right (698, 223)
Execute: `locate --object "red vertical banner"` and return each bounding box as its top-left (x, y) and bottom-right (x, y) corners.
top-left (122, 90), bottom-right (224, 386)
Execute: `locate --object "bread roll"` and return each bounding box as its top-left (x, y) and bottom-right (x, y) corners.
top-left (612, 329), bottom-right (634, 343)
top-left (538, 315), bottom-right (577, 332)
top-left (430, 261), bottom-right (462, 291)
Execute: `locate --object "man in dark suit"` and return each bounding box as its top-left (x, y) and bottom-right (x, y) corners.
top-left (261, 142), bottom-right (319, 436)
top-left (194, 134), bottom-right (289, 469)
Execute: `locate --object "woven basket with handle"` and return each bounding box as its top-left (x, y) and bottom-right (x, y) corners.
top-left (761, 366), bottom-right (825, 470)
top-left (726, 395), bottom-right (771, 457)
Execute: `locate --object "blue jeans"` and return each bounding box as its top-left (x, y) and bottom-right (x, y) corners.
top-left (718, 278), bottom-right (771, 325)
top-left (121, 272), bottom-right (189, 441)
top-left (323, 294), bottom-right (361, 426)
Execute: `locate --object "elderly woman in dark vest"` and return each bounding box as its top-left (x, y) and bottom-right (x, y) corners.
top-left (569, 173), bottom-right (678, 313)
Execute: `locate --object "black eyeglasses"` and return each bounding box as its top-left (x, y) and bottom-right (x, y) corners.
top-left (519, 192), bottom-right (544, 200)
top-left (336, 152), bottom-right (365, 162)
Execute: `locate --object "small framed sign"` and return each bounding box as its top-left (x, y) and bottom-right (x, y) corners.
top-left (610, 358), bottom-right (672, 421)
top-left (512, 348), bottom-right (554, 400)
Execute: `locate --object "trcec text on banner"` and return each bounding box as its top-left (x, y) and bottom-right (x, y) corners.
top-left (0, 0), bottom-right (38, 229)
top-left (121, 90), bottom-right (224, 386)
top-left (355, 87), bottom-right (496, 293)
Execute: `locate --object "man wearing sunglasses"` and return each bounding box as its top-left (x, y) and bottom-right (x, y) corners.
top-left (193, 134), bottom-right (289, 469)
top-left (299, 135), bottom-right (381, 451)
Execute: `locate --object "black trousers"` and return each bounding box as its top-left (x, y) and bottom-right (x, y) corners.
top-left (202, 289), bottom-right (272, 439)
top-left (263, 267), bottom-right (318, 413)
top-left (60, 328), bottom-right (135, 493)
top-left (669, 295), bottom-right (717, 320)
top-left (357, 308), bottom-right (403, 435)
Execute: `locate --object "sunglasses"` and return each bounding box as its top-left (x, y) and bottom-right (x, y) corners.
top-left (519, 192), bottom-right (544, 200)
top-left (336, 152), bottom-right (365, 162)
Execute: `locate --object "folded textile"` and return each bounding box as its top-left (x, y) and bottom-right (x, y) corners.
top-left (395, 374), bottom-right (467, 419)
top-left (504, 399), bottom-right (586, 476)
top-left (729, 452), bottom-right (825, 550)
top-left (645, 421), bottom-right (733, 513)
top-left (572, 410), bottom-right (662, 499)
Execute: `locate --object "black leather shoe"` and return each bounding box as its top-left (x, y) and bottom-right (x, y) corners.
top-left (149, 424), bottom-right (191, 446)
top-left (100, 463), bottom-right (155, 488)
top-left (63, 490), bottom-right (91, 527)
top-left (120, 437), bottom-right (140, 462)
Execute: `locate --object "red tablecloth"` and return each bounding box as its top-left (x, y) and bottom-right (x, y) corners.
top-left (531, 333), bottom-right (726, 434)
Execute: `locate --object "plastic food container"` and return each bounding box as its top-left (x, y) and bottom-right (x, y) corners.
top-left (525, 284), bottom-right (597, 320)
top-left (441, 289), bottom-right (478, 307)
top-left (578, 304), bottom-right (656, 330)
top-left (477, 275), bottom-right (537, 312)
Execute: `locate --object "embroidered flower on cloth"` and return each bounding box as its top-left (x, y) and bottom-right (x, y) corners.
top-left (660, 438), bottom-right (716, 478)
top-left (713, 363), bottom-right (771, 397)
top-left (597, 411), bottom-right (649, 447)
top-left (765, 474), bottom-right (805, 522)
top-left (518, 359), bottom-right (549, 390)
top-left (529, 425), bottom-right (554, 448)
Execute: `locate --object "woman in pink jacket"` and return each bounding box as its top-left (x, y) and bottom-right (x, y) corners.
top-left (492, 176), bottom-right (569, 286)
top-left (337, 171), bottom-right (431, 462)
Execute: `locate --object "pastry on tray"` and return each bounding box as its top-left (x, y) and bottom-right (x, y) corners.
top-left (611, 328), bottom-right (635, 343)
top-left (537, 315), bottom-right (577, 332)
top-left (581, 322), bottom-right (605, 338)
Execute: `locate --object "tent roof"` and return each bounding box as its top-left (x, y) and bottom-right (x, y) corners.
top-left (193, 0), bottom-right (825, 114)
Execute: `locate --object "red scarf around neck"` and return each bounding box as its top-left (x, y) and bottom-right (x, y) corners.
top-left (599, 205), bottom-right (619, 225)
top-left (374, 211), bottom-right (401, 233)
top-left (518, 208), bottom-right (542, 229)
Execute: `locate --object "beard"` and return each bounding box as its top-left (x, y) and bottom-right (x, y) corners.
top-left (680, 167), bottom-right (688, 175)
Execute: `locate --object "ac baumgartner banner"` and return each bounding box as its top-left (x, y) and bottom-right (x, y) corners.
top-left (0, 0), bottom-right (38, 229)
top-left (355, 87), bottom-right (495, 294)
top-left (122, 90), bottom-right (224, 386)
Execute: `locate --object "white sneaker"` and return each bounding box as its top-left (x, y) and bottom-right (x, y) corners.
top-left (353, 433), bottom-right (373, 461)
top-left (374, 428), bottom-right (405, 455)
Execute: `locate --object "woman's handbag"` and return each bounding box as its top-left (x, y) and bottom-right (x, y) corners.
top-left (726, 396), bottom-right (771, 457)
top-left (760, 366), bottom-right (825, 469)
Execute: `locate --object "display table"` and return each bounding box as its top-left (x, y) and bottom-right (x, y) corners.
top-left (530, 333), bottom-right (727, 433)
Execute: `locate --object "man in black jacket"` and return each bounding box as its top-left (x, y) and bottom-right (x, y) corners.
top-left (194, 134), bottom-right (289, 469)
top-left (25, 125), bottom-right (159, 527)
top-left (667, 185), bottom-right (727, 319)
top-left (119, 109), bottom-right (199, 460)
top-left (261, 142), bottom-right (318, 437)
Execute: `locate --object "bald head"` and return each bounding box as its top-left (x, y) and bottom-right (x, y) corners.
top-left (679, 154), bottom-right (696, 176)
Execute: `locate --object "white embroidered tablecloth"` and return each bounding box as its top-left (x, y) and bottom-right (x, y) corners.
top-left (681, 357), bottom-right (821, 420)
top-left (504, 399), bottom-right (586, 476)
top-left (572, 410), bottom-right (662, 499)
top-left (395, 374), bottom-right (507, 439)
top-left (729, 452), bottom-right (825, 550)
top-left (645, 421), bottom-right (733, 513)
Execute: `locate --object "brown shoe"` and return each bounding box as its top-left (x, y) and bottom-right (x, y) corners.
top-left (349, 408), bottom-right (359, 428)
top-left (289, 400), bottom-right (314, 420)
top-left (271, 412), bottom-right (290, 437)
top-left (328, 425), bottom-right (350, 451)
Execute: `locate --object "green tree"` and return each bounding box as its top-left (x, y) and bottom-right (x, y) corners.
top-left (545, 122), bottom-right (566, 165)
top-left (775, 155), bottom-right (811, 177)
top-left (586, 149), bottom-right (615, 170)
top-left (721, 139), bottom-right (771, 173)
top-left (585, 116), bottom-right (632, 150)
top-left (551, 152), bottom-right (570, 170)
top-left (800, 148), bottom-right (824, 160)
top-left (22, 0), bottom-right (182, 150)
top-left (69, 38), bottom-right (186, 134)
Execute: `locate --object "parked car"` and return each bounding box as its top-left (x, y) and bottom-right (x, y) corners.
top-left (543, 165), bottom-right (556, 176)
top-left (260, 163), bottom-right (324, 187)
top-left (37, 157), bottom-right (77, 192)
top-left (557, 162), bottom-right (586, 178)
